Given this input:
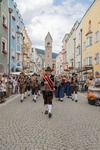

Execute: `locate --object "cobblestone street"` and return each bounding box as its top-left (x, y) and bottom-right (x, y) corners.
top-left (0, 93), bottom-right (100, 150)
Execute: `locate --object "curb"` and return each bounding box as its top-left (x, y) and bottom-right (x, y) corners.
top-left (0, 94), bottom-right (20, 108)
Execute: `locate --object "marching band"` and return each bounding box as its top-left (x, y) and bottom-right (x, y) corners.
top-left (16, 66), bottom-right (79, 118)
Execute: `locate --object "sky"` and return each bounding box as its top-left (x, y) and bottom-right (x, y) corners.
top-left (15, 0), bottom-right (94, 53)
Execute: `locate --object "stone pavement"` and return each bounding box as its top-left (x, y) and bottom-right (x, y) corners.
top-left (0, 93), bottom-right (100, 150)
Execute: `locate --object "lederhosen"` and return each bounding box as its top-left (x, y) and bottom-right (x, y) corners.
top-left (41, 75), bottom-right (54, 105)
top-left (31, 79), bottom-right (38, 95)
top-left (71, 77), bottom-right (78, 94)
top-left (19, 76), bottom-right (26, 94)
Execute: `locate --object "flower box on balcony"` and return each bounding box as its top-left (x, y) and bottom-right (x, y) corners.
top-left (2, 50), bottom-right (8, 54)
top-left (12, 35), bottom-right (15, 39)
top-left (69, 66), bottom-right (74, 70)
top-left (12, 15), bottom-right (16, 21)
top-left (12, 56), bottom-right (15, 59)
top-left (2, 23), bottom-right (8, 30)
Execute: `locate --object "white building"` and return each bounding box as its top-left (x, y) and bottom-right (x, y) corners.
top-left (66, 21), bottom-right (79, 72)
top-left (75, 22), bottom-right (82, 73)
top-left (56, 52), bottom-right (63, 75)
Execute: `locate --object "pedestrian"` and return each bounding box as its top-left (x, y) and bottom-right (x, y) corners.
top-left (55, 75), bottom-right (62, 100)
top-left (41, 67), bottom-right (54, 118)
top-left (31, 73), bottom-right (38, 102)
top-left (18, 72), bottom-right (26, 102)
top-left (70, 73), bottom-right (79, 102)
top-left (65, 76), bottom-right (72, 98)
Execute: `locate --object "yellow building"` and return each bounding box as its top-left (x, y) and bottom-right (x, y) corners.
top-left (82, 0), bottom-right (100, 77)
top-left (22, 27), bottom-right (33, 73)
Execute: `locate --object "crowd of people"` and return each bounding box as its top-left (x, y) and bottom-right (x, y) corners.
top-left (0, 69), bottom-right (100, 117)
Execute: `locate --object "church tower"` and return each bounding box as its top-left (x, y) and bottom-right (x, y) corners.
top-left (45, 32), bottom-right (53, 68)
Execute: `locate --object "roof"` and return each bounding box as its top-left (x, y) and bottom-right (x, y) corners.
top-left (45, 32), bottom-right (53, 40)
top-left (35, 48), bottom-right (58, 59)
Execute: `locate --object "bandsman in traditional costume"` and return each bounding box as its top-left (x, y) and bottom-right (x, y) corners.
top-left (25, 76), bottom-right (31, 97)
top-left (27, 76), bottom-right (32, 96)
top-left (71, 72), bottom-right (78, 102)
top-left (18, 72), bottom-right (26, 102)
top-left (31, 73), bottom-right (38, 102)
top-left (37, 74), bottom-right (41, 96)
top-left (41, 67), bottom-right (54, 118)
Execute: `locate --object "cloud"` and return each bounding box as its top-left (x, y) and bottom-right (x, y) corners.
top-left (15, 0), bottom-right (93, 53)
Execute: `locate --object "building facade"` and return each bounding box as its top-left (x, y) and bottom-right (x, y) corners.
top-left (0, 0), bottom-right (9, 73)
top-left (82, 0), bottom-right (100, 78)
top-left (9, 0), bottom-right (24, 73)
top-left (66, 21), bottom-right (79, 73)
top-left (22, 27), bottom-right (33, 73)
top-left (56, 52), bottom-right (63, 75)
top-left (75, 22), bottom-right (82, 74)
top-left (62, 34), bottom-right (68, 72)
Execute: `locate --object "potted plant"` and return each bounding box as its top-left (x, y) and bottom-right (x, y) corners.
top-left (87, 93), bottom-right (96, 105)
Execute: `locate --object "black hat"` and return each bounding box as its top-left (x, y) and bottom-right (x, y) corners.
top-left (45, 66), bottom-right (52, 72)
top-left (72, 72), bottom-right (77, 76)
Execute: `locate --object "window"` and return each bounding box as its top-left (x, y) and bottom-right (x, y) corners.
top-left (12, 28), bottom-right (15, 38)
top-left (78, 62), bottom-right (80, 68)
top-left (17, 36), bottom-right (20, 43)
top-left (87, 37), bottom-right (92, 46)
top-left (17, 20), bottom-right (19, 28)
top-left (88, 57), bottom-right (92, 65)
top-left (2, 14), bottom-right (8, 29)
top-left (95, 53), bottom-right (99, 64)
top-left (17, 53), bottom-right (20, 61)
top-left (12, 48), bottom-right (15, 57)
top-left (1, 38), bottom-right (7, 53)
top-left (76, 62), bottom-right (80, 68)
top-left (77, 47), bottom-right (80, 55)
top-left (84, 59), bottom-right (86, 66)
top-left (83, 41), bottom-right (86, 50)
top-left (2, 14), bottom-right (7, 25)
top-left (95, 31), bottom-right (99, 43)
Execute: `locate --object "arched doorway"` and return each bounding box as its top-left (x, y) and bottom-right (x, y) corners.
top-left (0, 63), bottom-right (5, 73)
